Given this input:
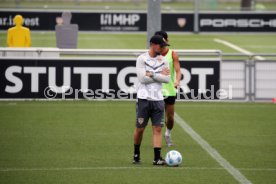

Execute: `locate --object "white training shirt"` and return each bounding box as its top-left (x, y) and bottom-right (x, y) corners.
top-left (136, 51), bottom-right (170, 101)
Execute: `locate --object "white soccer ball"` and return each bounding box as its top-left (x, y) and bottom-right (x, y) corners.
top-left (165, 150), bottom-right (183, 166)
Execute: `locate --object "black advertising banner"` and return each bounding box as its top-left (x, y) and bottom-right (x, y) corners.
top-left (0, 58), bottom-right (220, 100)
top-left (0, 11), bottom-right (59, 30)
top-left (0, 10), bottom-right (194, 32)
top-left (1, 10), bottom-right (275, 32)
top-left (178, 60), bottom-right (220, 100)
top-left (0, 59), bottom-right (137, 99)
top-left (0, 11), bottom-right (147, 31)
top-left (162, 13), bottom-right (193, 32)
top-left (199, 12), bottom-right (276, 32)
top-left (89, 12), bottom-right (146, 31)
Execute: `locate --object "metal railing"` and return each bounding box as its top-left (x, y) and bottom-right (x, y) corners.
top-left (0, 47), bottom-right (222, 57)
top-left (1, 47), bottom-right (275, 59)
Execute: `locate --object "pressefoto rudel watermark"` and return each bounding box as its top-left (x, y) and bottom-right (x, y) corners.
top-left (44, 85), bottom-right (233, 100)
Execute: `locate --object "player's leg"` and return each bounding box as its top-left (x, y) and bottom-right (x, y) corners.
top-left (134, 128), bottom-right (145, 145)
top-left (152, 126), bottom-right (162, 147)
top-left (133, 127), bottom-right (145, 164)
top-left (151, 101), bottom-right (166, 165)
top-left (165, 103), bottom-right (175, 130)
top-left (133, 99), bottom-right (149, 164)
top-left (165, 103), bottom-right (175, 146)
top-left (152, 125), bottom-right (165, 165)
top-left (164, 96), bottom-right (176, 147)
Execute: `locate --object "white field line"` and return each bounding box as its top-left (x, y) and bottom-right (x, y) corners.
top-left (242, 45), bottom-right (276, 49)
top-left (174, 113), bottom-right (252, 184)
top-left (214, 38), bottom-right (265, 60)
top-left (0, 166), bottom-right (275, 172)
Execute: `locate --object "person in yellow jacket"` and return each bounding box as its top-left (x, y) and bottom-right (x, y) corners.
top-left (7, 15), bottom-right (31, 47)
top-left (154, 31), bottom-right (182, 147)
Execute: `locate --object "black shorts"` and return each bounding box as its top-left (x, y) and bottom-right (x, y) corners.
top-left (136, 99), bottom-right (165, 128)
top-left (164, 96), bottom-right (176, 105)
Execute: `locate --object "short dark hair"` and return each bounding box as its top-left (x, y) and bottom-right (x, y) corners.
top-left (150, 35), bottom-right (169, 47)
top-left (154, 31), bottom-right (168, 41)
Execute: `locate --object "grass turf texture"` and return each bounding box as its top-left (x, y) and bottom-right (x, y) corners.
top-left (0, 101), bottom-right (275, 184)
top-left (0, 32), bottom-right (276, 54)
top-left (1, 1), bottom-right (276, 11)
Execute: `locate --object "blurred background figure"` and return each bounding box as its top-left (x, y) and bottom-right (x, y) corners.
top-left (7, 14), bottom-right (31, 47)
top-left (55, 11), bottom-right (79, 48)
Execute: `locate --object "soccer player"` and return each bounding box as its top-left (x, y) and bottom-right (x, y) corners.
top-left (133, 35), bottom-right (170, 165)
top-left (155, 31), bottom-right (181, 147)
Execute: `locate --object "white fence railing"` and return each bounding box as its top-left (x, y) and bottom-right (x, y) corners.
top-left (0, 48), bottom-right (222, 58)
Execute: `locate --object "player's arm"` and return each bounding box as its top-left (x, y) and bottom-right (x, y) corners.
top-left (173, 51), bottom-right (181, 88)
top-left (152, 58), bottom-right (170, 83)
top-left (152, 67), bottom-right (170, 83)
top-left (136, 56), bottom-right (155, 84)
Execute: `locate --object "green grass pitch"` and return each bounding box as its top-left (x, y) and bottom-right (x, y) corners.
top-left (0, 101), bottom-right (275, 184)
top-left (1, 1), bottom-right (276, 11)
top-left (0, 30), bottom-right (276, 183)
top-left (1, 32), bottom-right (276, 53)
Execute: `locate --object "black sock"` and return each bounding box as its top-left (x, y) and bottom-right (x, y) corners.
top-left (134, 144), bottom-right (140, 159)
top-left (154, 147), bottom-right (161, 161)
